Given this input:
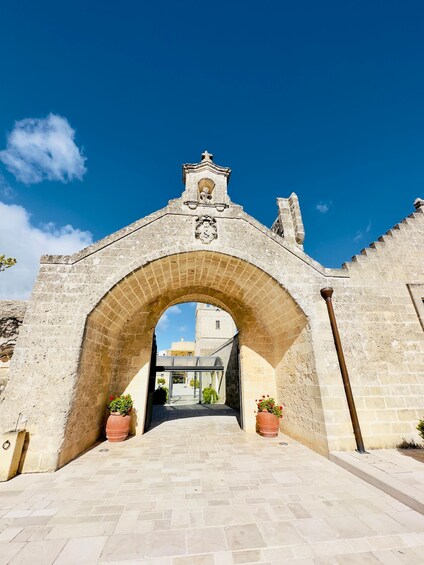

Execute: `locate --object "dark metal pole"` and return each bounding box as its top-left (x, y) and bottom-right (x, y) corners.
top-left (320, 287), bottom-right (366, 453)
top-left (169, 371), bottom-right (173, 403)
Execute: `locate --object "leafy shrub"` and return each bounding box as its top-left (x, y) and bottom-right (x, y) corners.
top-left (108, 394), bottom-right (133, 415)
top-left (157, 377), bottom-right (166, 385)
top-left (397, 438), bottom-right (422, 449)
top-left (203, 387), bottom-right (219, 404)
top-left (417, 420), bottom-right (424, 442)
top-left (162, 386), bottom-right (169, 403)
top-left (0, 255), bottom-right (16, 272)
top-left (190, 378), bottom-right (200, 388)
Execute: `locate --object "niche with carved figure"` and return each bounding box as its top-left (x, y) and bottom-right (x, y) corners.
top-left (198, 178), bottom-right (215, 204)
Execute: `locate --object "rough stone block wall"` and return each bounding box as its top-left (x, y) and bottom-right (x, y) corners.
top-left (0, 301), bottom-right (27, 394)
top-left (58, 317), bottom-right (117, 467)
top-left (276, 325), bottom-right (328, 454)
top-left (335, 206), bottom-right (424, 448)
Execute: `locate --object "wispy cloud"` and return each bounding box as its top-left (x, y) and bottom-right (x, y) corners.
top-left (0, 172), bottom-right (14, 199)
top-left (157, 316), bottom-right (169, 330)
top-left (0, 114), bottom-right (86, 184)
top-left (316, 201), bottom-right (332, 214)
top-left (168, 305), bottom-right (181, 315)
top-left (353, 219), bottom-right (372, 242)
top-left (157, 304), bottom-right (182, 329)
top-left (0, 200), bottom-right (92, 299)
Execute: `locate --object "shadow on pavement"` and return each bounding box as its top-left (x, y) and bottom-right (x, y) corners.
top-left (146, 403), bottom-right (241, 431)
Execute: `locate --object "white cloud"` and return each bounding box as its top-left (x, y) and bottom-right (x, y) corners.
top-left (168, 305), bottom-right (182, 314)
top-left (156, 304), bottom-right (182, 329)
top-left (0, 114), bottom-right (86, 184)
top-left (0, 200), bottom-right (93, 299)
top-left (156, 315), bottom-right (168, 330)
top-left (316, 201), bottom-right (332, 214)
top-left (353, 219), bottom-right (372, 242)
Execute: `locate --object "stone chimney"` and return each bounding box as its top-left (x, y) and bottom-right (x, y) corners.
top-left (271, 193), bottom-right (305, 249)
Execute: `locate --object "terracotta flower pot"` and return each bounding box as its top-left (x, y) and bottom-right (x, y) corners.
top-left (106, 413), bottom-right (131, 442)
top-left (256, 411), bottom-right (280, 438)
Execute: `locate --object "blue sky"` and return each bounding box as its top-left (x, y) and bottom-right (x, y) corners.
top-left (0, 1), bottom-right (424, 348)
top-left (156, 303), bottom-right (197, 353)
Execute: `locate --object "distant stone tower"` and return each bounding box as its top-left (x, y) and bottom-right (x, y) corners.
top-left (195, 303), bottom-right (237, 356)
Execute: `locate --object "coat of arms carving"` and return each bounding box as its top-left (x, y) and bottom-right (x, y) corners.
top-left (195, 215), bottom-right (217, 244)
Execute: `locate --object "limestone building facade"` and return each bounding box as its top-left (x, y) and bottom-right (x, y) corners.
top-left (0, 152), bottom-right (423, 474)
top-left (166, 338), bottom-right (195, 357)
top-left (194, 303), bottom-right (237, 356)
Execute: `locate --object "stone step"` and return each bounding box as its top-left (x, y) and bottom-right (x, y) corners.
top-left (330, 450), bottom-right (424, 516)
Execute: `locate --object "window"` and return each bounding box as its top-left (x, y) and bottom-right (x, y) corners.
top-left (216, 320), bottom-right (220, 330)
top-left (172, 371), bottom-right (186, 384)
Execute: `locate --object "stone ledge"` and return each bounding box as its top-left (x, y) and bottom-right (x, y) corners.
top-left (330, 449), bottom-right (424, 515)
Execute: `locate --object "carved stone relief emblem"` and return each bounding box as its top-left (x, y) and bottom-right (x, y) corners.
top-left (195, 215), bottom-right (217, 244)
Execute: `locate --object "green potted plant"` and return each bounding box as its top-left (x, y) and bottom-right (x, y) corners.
top-left (255, 395), bottom-right (283, 437)
top-left (106, 394), bottom-right (133, 442)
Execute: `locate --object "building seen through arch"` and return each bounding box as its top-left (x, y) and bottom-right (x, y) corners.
top-left (154, 303), bottom-right (239, 409)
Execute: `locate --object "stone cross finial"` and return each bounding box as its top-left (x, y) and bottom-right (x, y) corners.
top-left (201, 150), bottom-right (213, 162)
top-left (414, 197), bottom-right (424, 210)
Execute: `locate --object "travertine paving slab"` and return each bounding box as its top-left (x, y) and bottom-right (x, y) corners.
top-left (1, 406), bottom-right (424, 564)
top-left (54, 536), bottom-right (107, 564)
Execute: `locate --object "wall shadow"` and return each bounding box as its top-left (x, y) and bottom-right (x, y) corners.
top-left (146, 404), bottom-right (241, 431)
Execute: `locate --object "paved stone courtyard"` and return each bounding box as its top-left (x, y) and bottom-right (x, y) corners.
top-left (1, 406), bottom-right (424, 564)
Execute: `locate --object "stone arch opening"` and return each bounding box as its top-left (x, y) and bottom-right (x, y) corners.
top-left (58, 251), bottom-right (327, 467)
top-left (150, 300), bottom-right (240, 414)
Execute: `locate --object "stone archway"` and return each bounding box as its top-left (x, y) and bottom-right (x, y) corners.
top-left (1, 153), bottom-right (352, 474)
top-left (58, 251), bottom-right (327, 468)
top-left (5, 151), bottom-right (422, 474)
